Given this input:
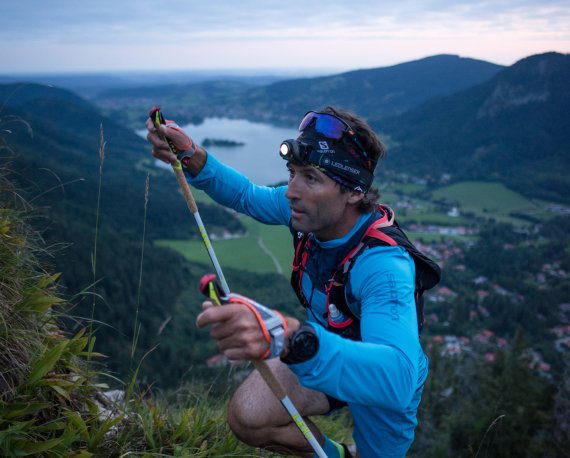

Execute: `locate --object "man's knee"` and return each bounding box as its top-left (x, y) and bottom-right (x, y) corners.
top-left (226, 359), bottom-right (330, 447)
top-left (227, 389), bottom-right (270, 446)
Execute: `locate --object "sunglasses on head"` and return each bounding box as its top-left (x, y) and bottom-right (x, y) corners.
top-left (298, 111), bottom-right (372, 162)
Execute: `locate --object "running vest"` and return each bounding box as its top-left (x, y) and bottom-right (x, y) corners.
top-left (290, 205), bottom-right (441, 340)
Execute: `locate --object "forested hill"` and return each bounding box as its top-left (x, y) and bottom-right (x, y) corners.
top-left (379, 52), bottom-right (570, 204)
top-left (93, 54), bottom-right (503, 128)
top-left (233, 54), bottom-right (504, 125)
top-left (0, 83), bottom-right (248, 379)
top-left (0, 83), bottom-right (244, 241)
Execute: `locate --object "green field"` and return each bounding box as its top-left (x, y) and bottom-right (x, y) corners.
top-left (382, 191), bottom-right (473, 226)
top-left (430, 181), bottom-right (551, 225)
top-left (155, 216), bottom-right (292, 276)
top-left (157, 180), bottom-right (557, 277)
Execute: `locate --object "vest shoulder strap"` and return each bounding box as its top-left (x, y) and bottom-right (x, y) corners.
top-left (328, 213), bottom-right (441, 334)
top-left (290, 206), bottom-right (441, 336)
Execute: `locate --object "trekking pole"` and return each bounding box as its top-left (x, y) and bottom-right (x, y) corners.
top-left (149, 108), bottom-right (327, 458)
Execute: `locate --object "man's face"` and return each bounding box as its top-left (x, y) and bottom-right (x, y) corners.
top-left (285, 163), bottom-right (359, 241)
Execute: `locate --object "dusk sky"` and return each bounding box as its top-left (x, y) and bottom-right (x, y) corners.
top-left (1, 0), bottom-right (569, 74)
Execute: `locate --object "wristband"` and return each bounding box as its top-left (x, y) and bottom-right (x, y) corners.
top-left (164, 120), bottom-right (196, 166)
top-left (226, 293), bottom-right (287, 360)
top-left (178, 143), bottom-right (196, 167)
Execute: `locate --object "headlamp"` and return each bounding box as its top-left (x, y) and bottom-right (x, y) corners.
top-left (279, 139), bottom-right (310, 162)
top-left (279, 137), bottom-right (373, 192)
top-left (279, 111), bottom-right (376, 192)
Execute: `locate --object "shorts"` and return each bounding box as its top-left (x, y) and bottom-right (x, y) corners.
top-left (326, 394), bottom-right (348, 414)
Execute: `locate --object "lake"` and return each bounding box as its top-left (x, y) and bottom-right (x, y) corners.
top-left (140, 117), bottom-right (298, 185)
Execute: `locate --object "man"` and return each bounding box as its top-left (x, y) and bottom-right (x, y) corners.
top-left (146, 107), bottom-right (440, 457)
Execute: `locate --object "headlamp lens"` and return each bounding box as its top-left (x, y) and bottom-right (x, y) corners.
top-left (279, 142), bottom-right (291, 159)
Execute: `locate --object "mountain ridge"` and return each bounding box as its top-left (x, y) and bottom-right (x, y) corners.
top-left (378, 52), bottom-right (570, 203)
top-left (236, 54), bottom-right (504, 124)
top-left (91, 54), bottom-right (504, 127)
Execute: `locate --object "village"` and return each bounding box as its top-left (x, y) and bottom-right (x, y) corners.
top-left (415, 227), bottom-right (570, 380)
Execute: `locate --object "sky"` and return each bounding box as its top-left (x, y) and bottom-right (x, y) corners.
top-left (1, 0), bottom-right (569, 75)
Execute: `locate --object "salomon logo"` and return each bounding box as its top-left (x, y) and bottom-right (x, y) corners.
top-left (319, 141), bottom-right (329, 149)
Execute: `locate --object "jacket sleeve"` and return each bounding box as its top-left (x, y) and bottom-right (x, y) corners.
top-left (288, 246), bottom-right (422, 410)
top-left (184, 152), bottom-right (291, 226)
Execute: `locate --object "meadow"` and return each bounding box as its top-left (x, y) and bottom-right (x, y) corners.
top-left (156, 210), bottom-right (292, 276)
top-left (429, 181), bottom-right (552, 225)
top-left (157, 180), bottom-right (554, 276)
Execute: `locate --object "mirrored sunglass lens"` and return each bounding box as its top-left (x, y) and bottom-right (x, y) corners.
top-left (314, 115), bottom-right (345, 139)
top-left (299, 112), bottom-right (346, 139)
top-left (299, 112), bottom-right (318, 131)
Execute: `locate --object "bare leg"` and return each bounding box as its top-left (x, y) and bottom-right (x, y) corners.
top-left (227, 358), bottom-right (331, 457)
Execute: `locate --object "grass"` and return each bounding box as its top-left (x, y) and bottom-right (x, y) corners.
top-left (0, 163), bottom-right (294, 457)
top-left (156, 215), bottom-right (292, 276)
top-left (0, 121), bottom-right (349, 456)
top-left (432, 181), bottom-right (529, 211)
top-left (430, 181), bottom-right (552, 225)
top-left (382, 190), bottom-right (474, 226)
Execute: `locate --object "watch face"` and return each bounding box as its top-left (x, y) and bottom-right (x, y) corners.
top-left (293, 331), bottom-right (319, 361)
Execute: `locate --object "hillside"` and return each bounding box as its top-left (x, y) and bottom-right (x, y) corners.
top-left (94, 79), bottom-right (258, 127)
top-left (0, 83), bottom-right (242, 238)
top-left (0, 166), bottom-right (288, 457)
top-left (92, 54), bottom-right (503, 128)
top-left (2, 65), bottom-right (570, 456)
top-left (0, 83), bottom-right (288, 384)
top-left (232, 54), bottom-right (503, 125)
top-left (379, 52), bottom-right (570, 204)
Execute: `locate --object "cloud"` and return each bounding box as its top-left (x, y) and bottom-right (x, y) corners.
top-left (0, 0), bottom-right (568, 72)
top-left (3, 0), bottom-right (569, 42)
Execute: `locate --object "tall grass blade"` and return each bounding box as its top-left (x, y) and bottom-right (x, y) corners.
top-left (27, 341), bottom-right (68, 386)
top-left (13, 436), bottom-right (64, 456)
top-left (131, 173), bottom-right (150, 361)
top-left (475, 414), bottom-right (506, 458)
top-left (87, 414), bottom-right (124, 450)
top-left (88, 123), bottom-right (106, 360)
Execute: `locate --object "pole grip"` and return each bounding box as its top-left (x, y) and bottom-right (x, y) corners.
top-left (172, 162), bottom-right (198, 213)
top-left (252, 360), bottom-right (287, 399)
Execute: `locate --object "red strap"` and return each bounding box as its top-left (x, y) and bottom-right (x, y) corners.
top-left (292, 235), bottom-right (311, 307)
top-left (338, 242), bottom-right (365, 267)
top-left (362, 211), bottom-right (397, 246)
top-left (227, 296), bottom-right (288, 360)
top-left (364, 228), bottom-right (398, 246)
top-left (292, 235), bottom-right (310, 270)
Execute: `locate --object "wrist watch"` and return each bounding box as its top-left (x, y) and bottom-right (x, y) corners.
top-left (281, 322), bottom-right (319, 365)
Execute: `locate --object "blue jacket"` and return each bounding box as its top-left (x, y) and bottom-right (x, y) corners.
top-left (185, 154), bottom-right (428, 457)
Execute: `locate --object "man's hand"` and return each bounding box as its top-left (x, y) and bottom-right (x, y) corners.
top-left (145, 118), bottom-right (195, 165)
top-left (196, 301), bottom-right (271, 361)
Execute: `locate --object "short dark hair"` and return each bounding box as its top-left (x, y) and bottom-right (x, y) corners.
top-left (322, 106), bottom-right (385, 212)
top-left (323, 106), bottom-right (385, 165)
